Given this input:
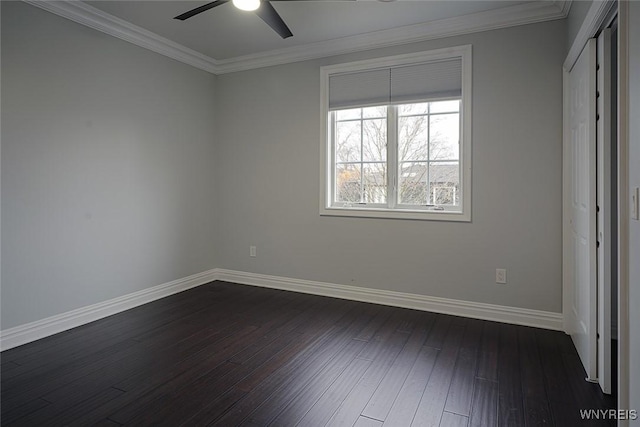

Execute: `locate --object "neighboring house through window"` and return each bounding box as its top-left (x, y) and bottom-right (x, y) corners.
top-left (320, 45), bottom-right (472, 221)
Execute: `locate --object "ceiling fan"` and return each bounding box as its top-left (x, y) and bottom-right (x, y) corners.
top-left (174, 0), bottom-right (356, 39)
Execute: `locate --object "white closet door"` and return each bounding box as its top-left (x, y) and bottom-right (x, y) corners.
top-left (565, 38), bottom-right (597, 382)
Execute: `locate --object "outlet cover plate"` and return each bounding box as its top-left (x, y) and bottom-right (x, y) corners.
top-left (496, 268), bottom-right (507, 284)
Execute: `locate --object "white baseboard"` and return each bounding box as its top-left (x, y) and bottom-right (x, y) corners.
top-left (0, 269), bottom-right (218, 351)
top-left (216, 269), bottom-right (564, 331)
top-left (1, 267), bottom-right (563, 351)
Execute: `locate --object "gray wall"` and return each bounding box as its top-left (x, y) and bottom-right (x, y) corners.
top-left (1, 2), bottom-right (568, 332)
top-left (1, 2), bottom-right (219, 329)
top-left (628, 1), bottom-right (640, 421)
top-left (216, 20), bottom-right (566, 313)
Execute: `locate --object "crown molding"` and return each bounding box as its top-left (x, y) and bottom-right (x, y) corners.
top-left (554, 0), bottom-right (573, 18)
top-left (23, 0), bottom-right (569, 76)
top-left (215, 0), bottom-right (569, 73)
top-left (23, 0), bottom-right (219, 74)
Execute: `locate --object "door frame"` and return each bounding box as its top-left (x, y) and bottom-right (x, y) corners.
top-left (564, 0), bottom-right (630, 411)
top-left (616, 1), bottom-right (631, 420)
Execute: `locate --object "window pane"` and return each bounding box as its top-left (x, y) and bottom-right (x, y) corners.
top-left (430, 162), bottom-right (459, 206)
top-left (336, 108), bottom-right (361, 121)
top-left (430, 113), bottom-right (459, 160)
top-left (336, 164), bottom-right (361, 203)
top-left (336, 120), bottom-right (361, 163)
top-left (363, 106), bottom-right (387, 118)
top-left (432, 186), bottom-right (456, 206)
top-left (430, 99), bottom-right (460, 114)
top-left (363, 119), bottom-right (387, 161)
top-left (398, 102), bottom-right (429, 116)
top-left (363, 163), bottom-right (387, 203)
top-left (398, 162), bottom-right (428, 205)
top-left (398, 116), bottom-right (428, 162)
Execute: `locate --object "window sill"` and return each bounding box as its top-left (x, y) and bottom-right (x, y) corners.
top-left (320, 206), bottom-right (470, 222)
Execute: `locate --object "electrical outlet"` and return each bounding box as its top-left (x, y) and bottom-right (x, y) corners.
top-left (496, 268), bottom-right (507, 284)
top-left (249, 246), bottom-right (257, 257)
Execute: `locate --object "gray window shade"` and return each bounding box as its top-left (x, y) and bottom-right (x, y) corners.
top-left (328, 68), bottom-right (390, 110)
top-left (328, 58), bottom-right (462, 110)
top-left (390, 59), bottom-right (462, 104)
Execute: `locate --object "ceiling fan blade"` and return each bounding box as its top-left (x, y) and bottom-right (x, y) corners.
top-left (174, 0), bottom-right (229, 21)
top-left (255, 2), bottom-right (293, 39)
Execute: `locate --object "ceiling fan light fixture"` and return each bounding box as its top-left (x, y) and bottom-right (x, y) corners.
top-left (232, 0), bottom-right (260, 12)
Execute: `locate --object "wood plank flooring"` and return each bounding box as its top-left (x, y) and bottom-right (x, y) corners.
top-left (1, 281), bottom-right (616, 426)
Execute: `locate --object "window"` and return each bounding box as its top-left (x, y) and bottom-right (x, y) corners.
top-left (320, 46), bottom-right (472, 221)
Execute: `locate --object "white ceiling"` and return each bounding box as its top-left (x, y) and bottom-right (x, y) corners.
top-left (31, 0), bottom-right (568, 73)
top-left (87, 0), bottom-right (533, 60)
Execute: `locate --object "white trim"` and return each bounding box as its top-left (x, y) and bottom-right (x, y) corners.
top-left (0, 269), bottom-right (218, 351)
top-left (319, 207), bottom-right (470, 223)
top-left (23, 0), bottom-right (219, 74)
top-left (0, 267), bottom-right (564, 351)
top-left (617, 0), bottom-right (630, 420)
top-left (557, 0), bottom-right (574, 18)
top-left (562, 68), bottom-right (572, 333)
top-left (22, 0), bottom-right (567, 76)
top-left (216, 1), bottom-right (566, 74)
top-left (216, 269), bottom-right (564, 331)
top-left (564, 0), bottom-right (616, 72)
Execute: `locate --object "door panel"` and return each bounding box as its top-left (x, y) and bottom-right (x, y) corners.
top-left (564, 38), bottom-right (597, 381)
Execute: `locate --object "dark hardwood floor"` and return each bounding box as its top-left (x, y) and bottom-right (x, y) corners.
top-left (1, 281), bottom-right (615, 426)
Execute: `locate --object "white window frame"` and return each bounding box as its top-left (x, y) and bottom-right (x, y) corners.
top-left (319, 45), bottom-right (472, 222)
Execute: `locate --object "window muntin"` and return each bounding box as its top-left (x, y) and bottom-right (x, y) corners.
top-left (334, 106), bottom-right (388, 205)
top-left (320, 46), bottom-right (471, 221)
top-left (331, 100), bottom-right (461, 211)
top-left (397, 100), bottom-right (460, 208)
